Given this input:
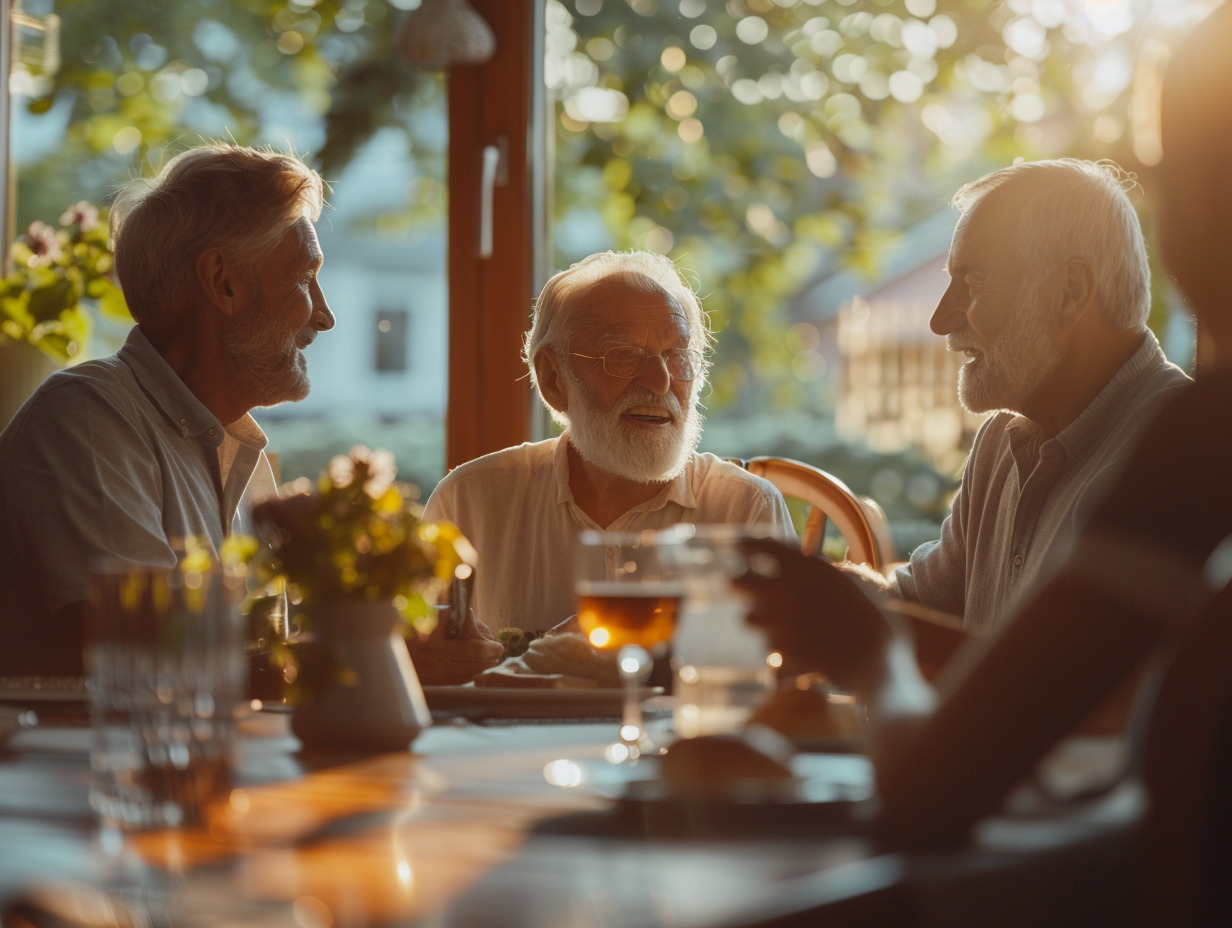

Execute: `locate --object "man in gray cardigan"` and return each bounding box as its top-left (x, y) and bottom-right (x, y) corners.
top-left (867, 159), bottom-right (1189, 635)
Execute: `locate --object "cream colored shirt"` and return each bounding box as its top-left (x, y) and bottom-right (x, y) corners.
top-left (422, 435), bottom-right (794, 632)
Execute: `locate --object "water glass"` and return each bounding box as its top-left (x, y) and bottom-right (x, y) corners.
top-left (86, 558), bottom-right (246, 831)
top-left (665, 524), bottom-right (779, 738)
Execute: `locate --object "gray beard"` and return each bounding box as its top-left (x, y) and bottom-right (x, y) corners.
top-left (954, 286), bottom-right (1060, 415)
top-left (223, 301), bottom-right (312, 409)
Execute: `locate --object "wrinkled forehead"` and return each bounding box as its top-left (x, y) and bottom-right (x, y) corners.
top-left (292, 215), bottom-right (322, 258)
top-left (579, 277), bottom-right (690, 337)
top-left (948, 188), bottom-right (1026, 266)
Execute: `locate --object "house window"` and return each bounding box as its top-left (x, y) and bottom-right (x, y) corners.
top-left (374, 309), bottom-right (410, 374)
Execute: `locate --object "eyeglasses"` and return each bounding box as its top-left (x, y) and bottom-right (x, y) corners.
top-left (571, 346), bottom-right (705, 382)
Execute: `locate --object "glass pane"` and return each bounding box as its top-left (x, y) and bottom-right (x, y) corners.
top-left (8, 0), bottom-right (449, 495)
top-left (543, 0), bottom-right (1201, 556)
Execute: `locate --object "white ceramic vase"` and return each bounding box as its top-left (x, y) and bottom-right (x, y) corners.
top-left (290, 600), bottom-right (433, 753)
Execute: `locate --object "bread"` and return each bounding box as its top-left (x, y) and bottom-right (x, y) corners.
top-left (746, 683), bottom-right (864, 740)
top-left (473, 633), bottom-right (620, 689)
top-left (658, 726), bottom-right (795, 797)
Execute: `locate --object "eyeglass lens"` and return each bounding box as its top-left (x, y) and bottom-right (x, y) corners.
top-left (604, 347), bottom-right (697, 381)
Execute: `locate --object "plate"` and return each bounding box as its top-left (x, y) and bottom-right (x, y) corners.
top-left (613, 780), bottom-right (873, 839)
top-left (422, 685), bottom-right (665, 721)
top-left (612, 752), bottom-right (876, 839)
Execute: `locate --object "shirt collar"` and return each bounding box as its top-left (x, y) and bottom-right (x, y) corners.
top-left (118, 326), bottom-right (266, 450)
top-left (553, 432), bottom-right (698, 516)
top-left (1005, 331), bottom-right (1167, 468)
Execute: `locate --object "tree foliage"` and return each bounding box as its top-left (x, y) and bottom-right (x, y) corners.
top-left (14, 0), bottom-right (1192, 411)
top-left (544, 0), bottom-right (1181, 413)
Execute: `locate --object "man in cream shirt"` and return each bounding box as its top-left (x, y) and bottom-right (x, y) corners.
top-left (422, 250), bottom-right (793, 636)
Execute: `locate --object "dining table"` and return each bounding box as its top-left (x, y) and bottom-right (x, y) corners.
top-left (0, 688), bottom-right (901, 928)
top-left (0, 687), bottom-right (1142, 928)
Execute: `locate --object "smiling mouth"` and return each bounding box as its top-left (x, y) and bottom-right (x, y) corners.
top-left (624, 407), bottom-right (674, 426)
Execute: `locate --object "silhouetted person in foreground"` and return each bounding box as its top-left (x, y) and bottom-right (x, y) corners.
top-left (737, 2), bottom-right (1232, 851)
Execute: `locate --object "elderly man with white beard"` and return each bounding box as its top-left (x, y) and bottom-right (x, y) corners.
top-left (420, 250), bottom-right (793, 644)
top-left (860, 158), bottom-right (1189, 637)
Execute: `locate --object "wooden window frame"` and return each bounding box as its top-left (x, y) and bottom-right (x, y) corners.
top-left (445, 0), bottom-right (545, 470)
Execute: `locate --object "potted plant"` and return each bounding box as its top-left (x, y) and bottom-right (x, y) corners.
top-left (251, 446), bottom-right (471, 752)
top-left (0, 202), bottom-right (131, 425)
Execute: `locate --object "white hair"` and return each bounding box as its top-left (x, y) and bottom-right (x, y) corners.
top-left (522, 250), bottom-right (712, 426)
top-left (952, 158), bottom-right (1150, 330)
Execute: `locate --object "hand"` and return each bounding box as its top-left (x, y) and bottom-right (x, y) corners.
top-left (407, 608), bottom-right (504, 685)
top-left (735, 537), bottom-right (900, 693)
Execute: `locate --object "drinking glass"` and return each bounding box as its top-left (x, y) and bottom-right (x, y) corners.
top-left (574, 529), bottom-right (684, 761)
top-left (86, 556), bottom-right (246, 831)
top-left (662, 524), bottom-right (779, 738)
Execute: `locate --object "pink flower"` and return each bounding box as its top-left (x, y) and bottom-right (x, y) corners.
top-left (21, 221), bottom-right (63, 266)
top-left (59, 201), bottom-right (99, 232)
top-left (327, 445), bottom-right (398, 498)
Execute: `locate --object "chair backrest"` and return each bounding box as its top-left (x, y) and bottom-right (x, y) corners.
top-left (737, 456), bottom-right (894, 570)
top-left (1136, 580), bottom-right (1232, 928)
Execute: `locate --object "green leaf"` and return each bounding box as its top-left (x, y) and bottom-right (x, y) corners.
top-left (25, 276), bottom-right (76, 325)
top-left (88, 278), bottom-right (132, 322)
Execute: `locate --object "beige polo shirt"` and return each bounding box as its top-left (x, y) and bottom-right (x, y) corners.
top-left (422, 435), bottom-right (795, 632)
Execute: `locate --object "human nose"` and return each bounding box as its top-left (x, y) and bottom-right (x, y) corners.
top-left (311, 280), bottom-right (335, 332)
top-left (635, 352), bottom-right (672, 395)
top-left (929, 281), bottom-right (964, 336)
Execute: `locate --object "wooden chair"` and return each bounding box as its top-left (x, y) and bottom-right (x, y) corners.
top-left (735, 455), bottom-right (894, 570)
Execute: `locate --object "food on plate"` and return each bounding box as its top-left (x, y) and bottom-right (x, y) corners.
top-left (473, 632), bottom-right (621, 689)
top-left (747, 676), bottom-right (864, 741)
top-left (658, 725), bottom-right (795, 797)
top-left (496, 627), bottom-right (531, 658)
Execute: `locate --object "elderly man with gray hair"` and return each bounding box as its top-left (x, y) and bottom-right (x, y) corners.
top-left (0, 142), bottom-right (335, 677)
top-left (421, 250), bottom-right (793, 642)
top-left (874, 158), bottom-right (1189, 635)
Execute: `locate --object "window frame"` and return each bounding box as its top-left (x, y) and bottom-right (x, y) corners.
top-left (445, 0), bottom-right (545, 470)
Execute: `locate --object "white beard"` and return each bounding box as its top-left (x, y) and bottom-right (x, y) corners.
top-left (565, 381), bottom-right (703, 483)
top-left (950, 282), bottom-right (1060, 415)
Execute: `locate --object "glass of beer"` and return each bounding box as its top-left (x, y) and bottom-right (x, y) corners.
top-left (574, 529), bottom-right (683, 760)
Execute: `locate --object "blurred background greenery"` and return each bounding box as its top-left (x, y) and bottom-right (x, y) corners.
top-left (6, 0), bottom-right (1205, 556)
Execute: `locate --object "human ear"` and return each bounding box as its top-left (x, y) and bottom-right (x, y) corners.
top-left (1057, 256), bottom-right (1097, 330)
top-left (535, 347), bottom-right (570, 414)
top-left (195, 248), bottom-right (244, 317)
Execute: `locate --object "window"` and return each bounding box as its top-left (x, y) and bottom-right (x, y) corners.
top-left (374, 308), bottom-right (410, 373)
top-left (4, 0), bottom-right (453, 494)
top-left (539, 0), bottom-right (1203, 553)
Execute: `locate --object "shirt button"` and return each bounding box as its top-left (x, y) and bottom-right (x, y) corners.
top-left (208, 427), bottom-right (216, 436)
top-left (1013, 554), bottom-right (1024, 567)
top-left (179, 418), bottom-right (187, 425)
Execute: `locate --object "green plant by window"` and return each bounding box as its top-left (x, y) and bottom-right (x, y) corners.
top-left (0, 202), bottom-right (131, 363)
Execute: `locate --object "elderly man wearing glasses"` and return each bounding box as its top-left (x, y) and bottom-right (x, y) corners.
top-left (420, 250), bottom-right (793, 647)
